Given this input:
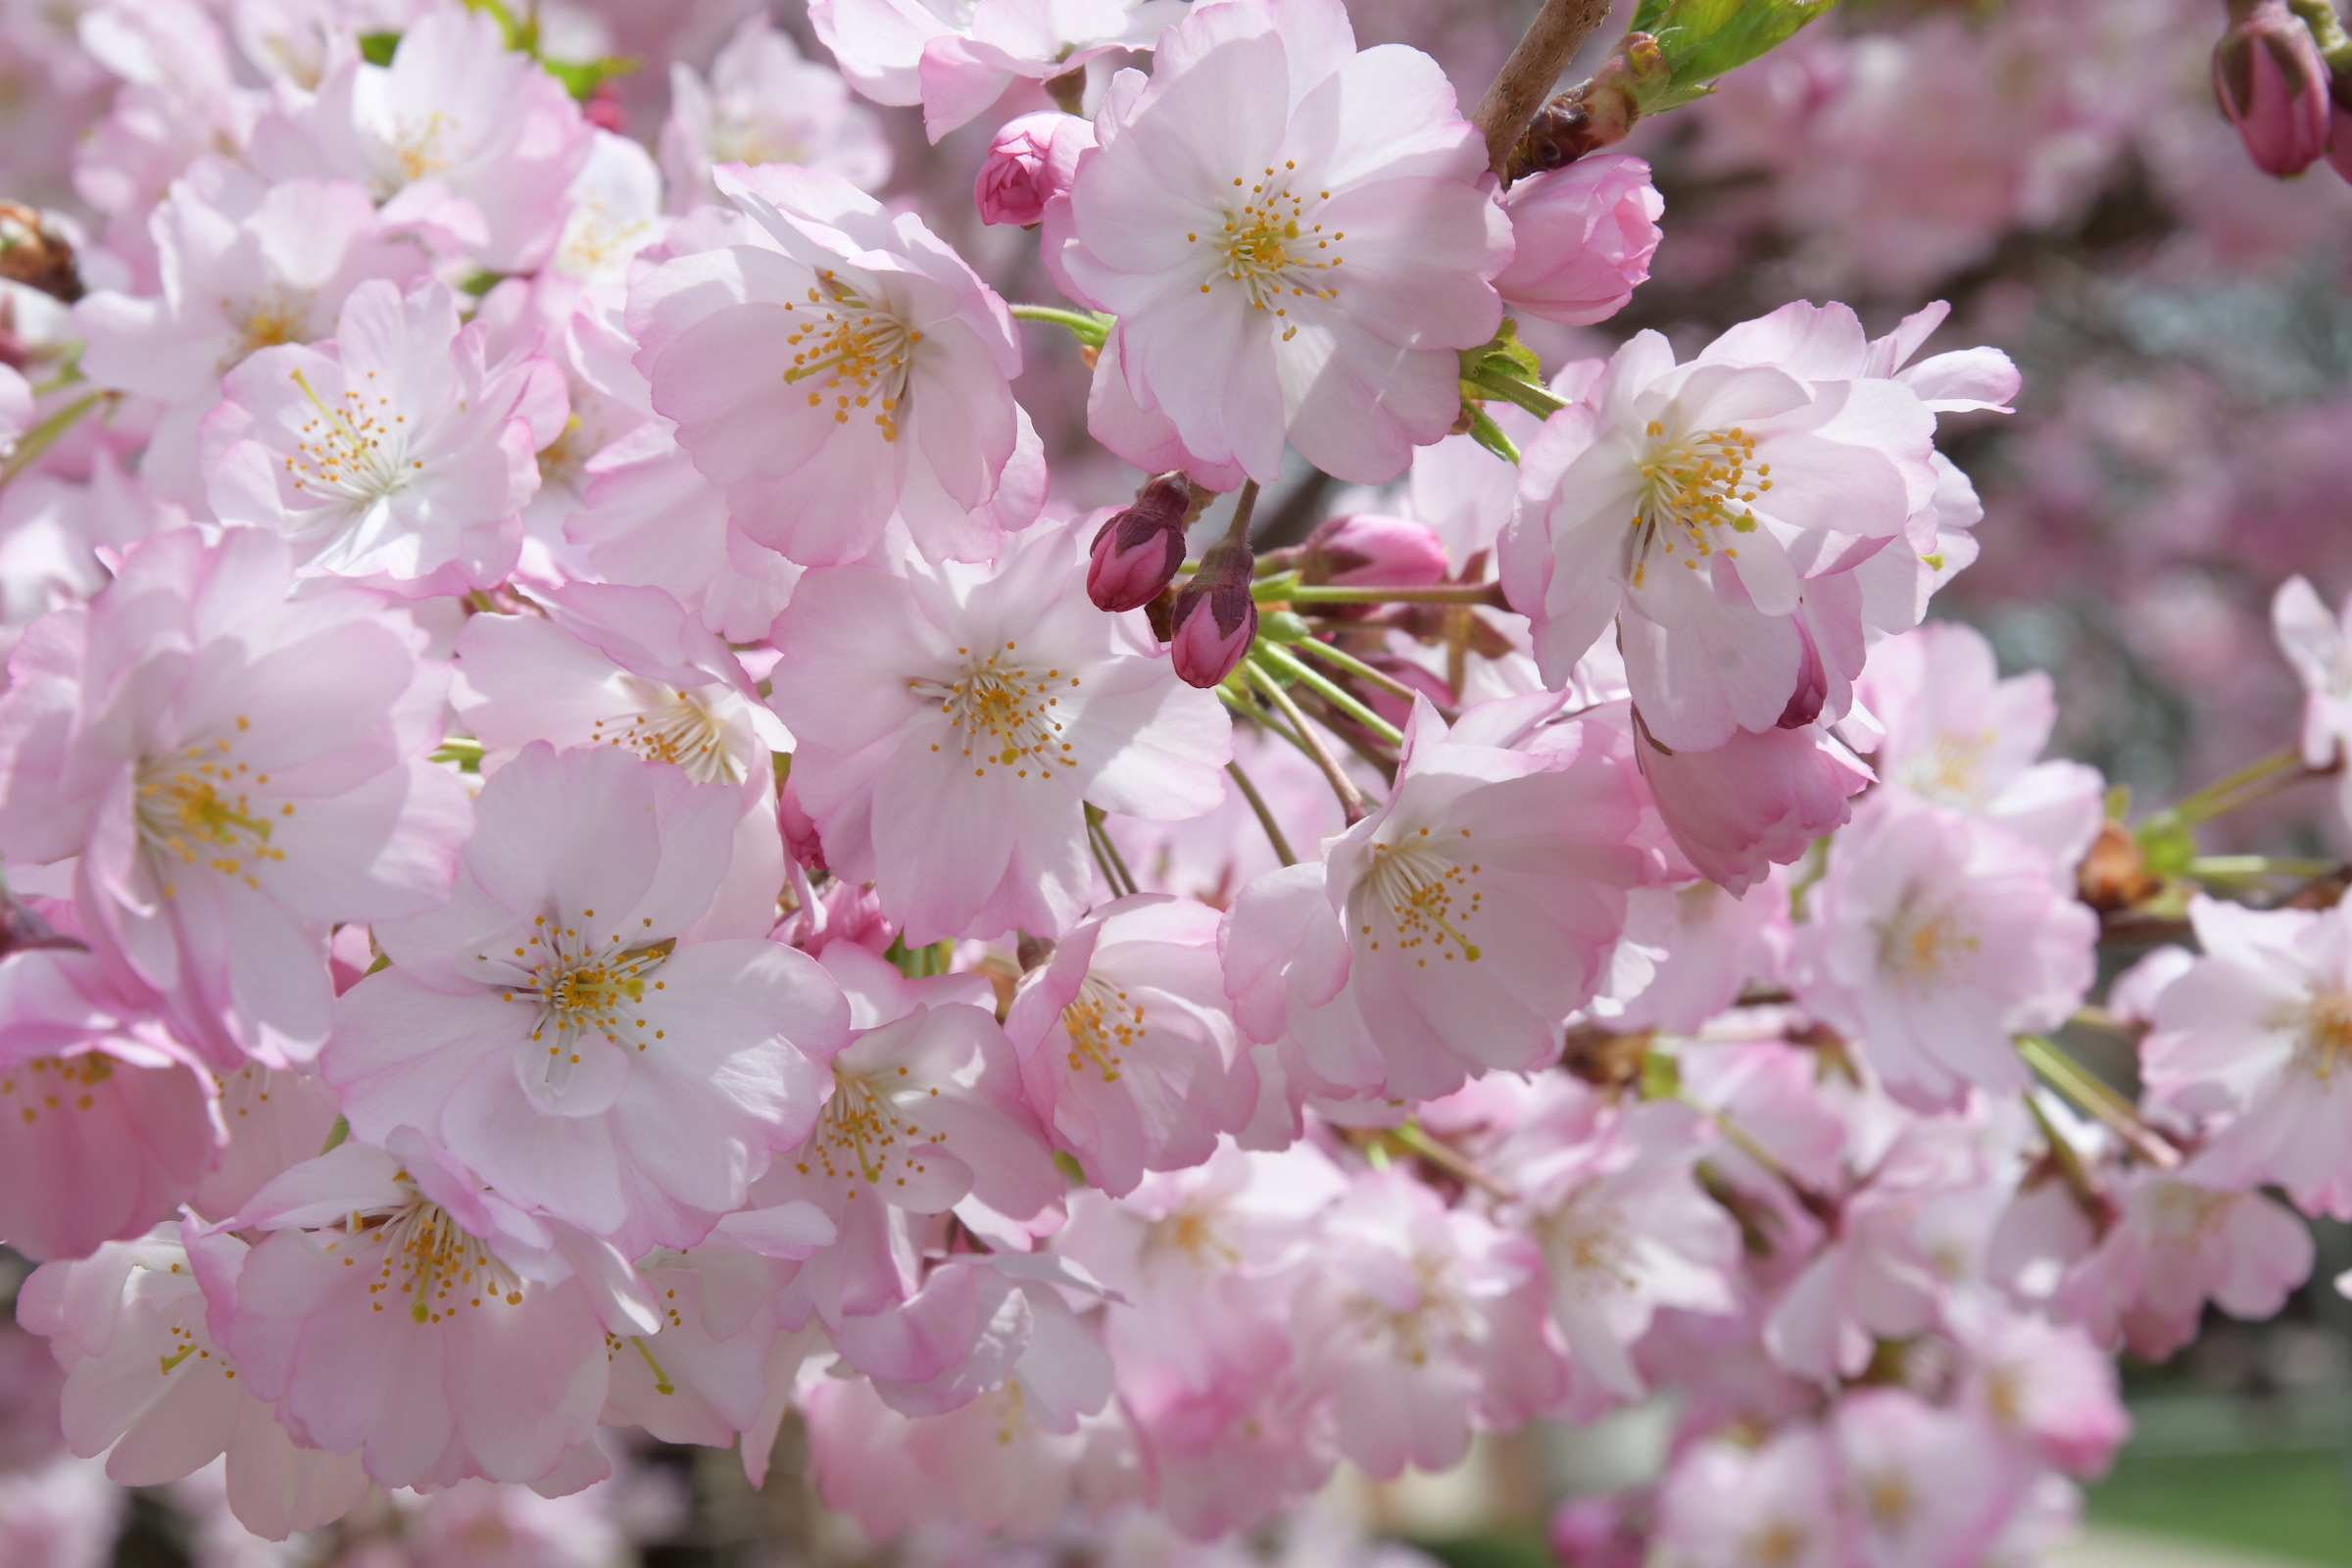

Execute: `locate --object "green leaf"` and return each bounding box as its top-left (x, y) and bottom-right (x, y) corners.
top-left (542, 54), bottom-right (641, 102)
top-left (1254, 610), bottom-right (1314, 645)
top-left (1626, 0), bottom-right (1839, 114)
top-left (357, 29), bottom-right (402, 66)
top-left (2135, 813), bottom-right (2198, 877)
top-left (1639, 1047), bottom-right (1682, 1101)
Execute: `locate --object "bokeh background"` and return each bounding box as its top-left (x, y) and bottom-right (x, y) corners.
top-left (10, 0), bottom-right (2352, 1563)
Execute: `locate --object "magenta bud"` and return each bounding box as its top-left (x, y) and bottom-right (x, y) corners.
top-left (974, 110), bottom-right (1099, 226)
top-left (2214, 0), bottom-right (2332, 176)
top-left (1167, 535), bottom-right (1257, 688)
top-left (1299, 513), bottom-right (1450, 590)
top-left (1087, 473), bottom-right (1193, 612)
top-left (1775, 623), bottom-right (1828, 730)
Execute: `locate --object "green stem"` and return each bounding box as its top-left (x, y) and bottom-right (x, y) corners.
top-left (2183, 855), bottom-right (2341, 882)
top-left (1290, 636), bottom-right (1426, 706)
top-left (430, 736), bottom-right (485, 770)
top-left (2163, 747), bottom-right (2303, 827)
top-left (2024, 1093), bottom-right (2100, 1214)
top-left (1466, 403), bottom-right (1521, 464)
top-left (2016, 1034), bottom-right (2179, 1170)
top-left (1247, 661), bottom-right (1368, 825)
top-left (1007, 305), bottom-right (1112, 347)
top-left (1463, 368), bottom-right (1568, 418)
top-left (1085, 804), bottom-right (1140, 898)
top-left (1225, 760), bottom-right (1297, 867)
top-left (1, 390), bottom-right (108, 485)
top-left (1254, 644), bottom-right (1405, 746)
top-left (1275, 582), bottom-right (1508, 607)
top-left (631, 1337), bottom-right (676, 1396)
top-left (1385, 1121), bottom-right (1515, 1200)
top-left (319, 1115), bottom-right (350, 1155)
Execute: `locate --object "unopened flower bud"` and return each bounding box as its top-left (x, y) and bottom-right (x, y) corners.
top-left (1776, 623), bottom-right (1828, 730)
top-left (1088, 473), bottom-right (1194, 612)
top-left (975, 110), bottom-right (1099, 226)
top-left (1495, 154), bottom-right (1664, 326)
top-left (1511, 33), bottom-right (1668, 180)
top-left (0, 202), bottom-right (82, 304)
top-left (2213, 0), bottom-right (2332, 176)
top-left (1298, 514), bottom-right (1449, 590)
top-left (1167, 535), bottom-right (1256, 688)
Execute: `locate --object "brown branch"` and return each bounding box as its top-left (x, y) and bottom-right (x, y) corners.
top-left (1472, 0), bottom-right (1618, 177)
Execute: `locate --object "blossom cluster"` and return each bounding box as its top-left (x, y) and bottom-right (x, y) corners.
top-left (1, 0), bottom-right (2349, 1563)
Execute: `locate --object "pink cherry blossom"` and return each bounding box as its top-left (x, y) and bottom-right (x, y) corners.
top-left (1610, 874), bottom-right (1794, 1034)
top-left (1501, 318), bottom-right (1942, 750)
top-left (1494, 154), bottom-right (1664, 327)
top-left (1289, 1167), bottom-right (1563, 1477)
top-left (2272, 574), bottom-right (2352, 805)
top-left (1486, 1076), bottom-right (1740, 1419)
top-left (0, 527), bottom-right (472, 1068)
top-left (1951, 1302), bottom-right (2130, 1479)
top-left (1657, 1424), bottom-right (1843, 1568)
top-left (2141, 896), bottom-right (2352, 1217)
top-left (16, 1224), bottom-right (368, 1540)
top-left (977, 110), bottom-right (1099, 228)
top-left (1791, 791), bottom-right (2096, 1111)
top-left (1831, 1390), bottom-right (2021, 1568)
top-left (203, 278), bottom-right (562, 595)
top-left (2052, 1163), bottom-right (2314, 1360)
top-left (0, 945), bottom-right (218, 1261)
top-left (1002, 894), bottom-right (1255, 1196)
top-left (245, 7), bottom-right (592, 273)
top-left (630, 163), bottom-right (1028, 566)
top-left (812, 0), bottom-right (1183, 139)
top-left (1856, 620), bottom-right (2104, 870)
top-left (70, 159), bottom-right (430, 507)
top-left (1226, 696), bottom-right (1649, 1102)
top-left (1635, 713), bottom-right (1874, 897)
top-left (220, 1138), bottom-right (640, 1492)
top-left (322, 743), bottom-right (852, 1254)
top-left (1047, 0), bottom-right (1510, 486)
top-left (658, 18), bottom-right (892, 215)
top-left (768, 518), bottom-right (1229, 944)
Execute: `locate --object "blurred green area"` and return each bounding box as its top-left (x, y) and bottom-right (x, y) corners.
top-left (2087, 1448), bottom-right (2352, 1566)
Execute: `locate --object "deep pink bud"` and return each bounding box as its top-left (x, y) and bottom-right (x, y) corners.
top-left (1775, 622), bottom-right (1828, 730)
top-left (1550, 1494), bottom-right (1648, 1568)
top-left (1495, 153), bottom-right (1664, 326)
top-left (583, 82), bottom-right (625, 134)
top-left (2213, 0), bottom-right (2332, 176)
top-left (1167, 535), bottom-right (1256, 688)
top-left (1299, 514), bottom-right (1450, 589)
top-left (975, 110), bottom-right (1098, 226)
top-left (777, 776), bottom-right (826, 875)
top-left (1087, 473), bottom-right (1193, 612)
top-left (1634, 710), bottom-right (1872, 896)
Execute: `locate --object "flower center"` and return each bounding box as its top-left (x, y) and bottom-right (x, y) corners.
top-left (592, 680), bottom-right (743, 785)
top-left (1344, 1252), bottom-right (1475, 1369)
top-left (285, 367), bottom-right (416, 509)
top-left (2147, 1182), bottom-right (2236, 1246)
top-left (1537, 1200), bottom-right (1638, 1301)
top-left (1357, 827), bottom-right (1484, 965)
top-left (1194, 164), bottom-right (1343, 334)
top-left (799, 1068), bottom-right (947, 1192)
top-left (1873, 891), bottom-right (1979, 990)
top-left (1749, 1523), bottom-right (1810, 1568)
top-left (1145, 1200), bottom-right (1240, 1269)
top-left (1626, 420), bottom-right (1769, 589)
top-left (2289, 994), bottom-right (2352, 1079)
top-left (134, 722), bottom-right (290, 895)
top-left (1061, 972), bottom-right (1141, 1083)
top-left (493, 911), bottom-right (674, 1079)
top-left (909, 640), bottom-right (1079, 782)
top-left (385, 110), bottom-right (457, 189)
top-left (224, 286), bottom-right (314, 368)
top-left (1, 1053), bottom-right (115, 1125)
top-left (1900, 729), bottom-right (1997, 809)
top-left (781, 270), bottom-right (918, 441)
top-left (332, 1186), bottom-right (525, 1325)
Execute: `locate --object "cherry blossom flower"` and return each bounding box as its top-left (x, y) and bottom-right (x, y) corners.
top-left (659, 17), bottom-right (891, 213)
top-left (630, 162), bottom-right (1028, 566)
top-left (1486, 1076), bottom-right (1740, 1419)
top-left (1636, 715), bottom-right (1874, 897)
top-left (1501, 318), bottom-right (1942, 750)
top-left (2053, 1163), bottom-right (2314, 1360)
top-left (1951, 1302), bottom-right (2130, 1479)
top-left (322, 743), bottom-right (852, 1254)
top-left (1002, 894), bottom-right (1256, 1196)
top-left (1791, 791), bottom-right (2096, 1111)
top-left (203, 278), bottom-right (563, 595)
top-left (451, 581), bottom-right (789, 941)
top-left (1494, 154), bottom-right (1664, 327)
top-left (2272, 573), bottom-right (2352, 816)
top-left (220, 1137), bottom-right (641, 1492)
top-left (1289, 1167), bottom-right (1563, 1477)
top-left (1225, 696), bottom-right (1648, 1102)
top-left (0, 945), bottom-right (218, 1261)
top-left (768, 519), bottom-right (1229, 944)
top-left (1832, 1391), bottom-right (2022, 1568)
top-left (0, 364), bottom-right (28, 461)
top-left (245, 7), bottom-right (592, 273)
top-left (1658, 1425), bottom-right (1843, 1568)
top-left (1855, 620), bottom-right (2104, 871)
top-left (70, 159), bottom-right (430, 507)
top-left (812, 0), bottom-right (1184, 139)
top-left (1609, 874), bottom-right (1793, 1034)
top-left (0, 527), bottom-right (472, 1068)
top-left (16, 1224), bottom-right (368, 1540)
top-left (2141, 896), bottom-right (2352, 1217)
top-left (1047, 0), bottom-right (1510, 486)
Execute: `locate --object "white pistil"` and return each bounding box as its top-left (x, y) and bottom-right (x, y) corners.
top-left (591, 680), bottom-right (743, 784)
top-left (326, 1178), bottom-right (525, 1325)
top-left (796, 1067), bottom-right (945, 1193)
top-left (491, 910), bottom-right (674, 1092)
top-left (1358, 826), bottom-right (1485, 967)
top-left (780, 270), bottom-right (918, 442)
top-left (1192, 161), bottom-right (1345, 337)
top-left (133, 718), bottom-right (291, 895)
top-left (284, 367), bottom-right (418, 510)
top-left (1625, 418), bottom-right (1771, 589)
